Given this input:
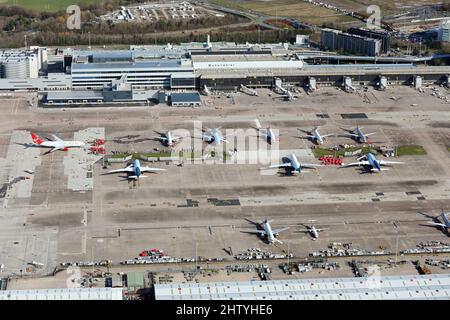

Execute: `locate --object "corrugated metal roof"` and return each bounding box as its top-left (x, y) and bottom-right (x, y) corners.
top-left (72, 60), bottom-right (190, 71)
top-left (0, 288), bottom-right (123, 300)
top-left (46, 90), bottom-right (104, 100)
top-left (155, 274), bottom-right (450, 300)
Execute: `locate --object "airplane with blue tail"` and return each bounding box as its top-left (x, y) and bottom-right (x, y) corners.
top-left (202, 127), bottom-right (233, 146)
top-left (340, 153), bottom-right (403, 172)
top-left (426, 210), bottom-right (450, 231)
top-left (106, 159), bottom-right (166, 180)
top-left (262, 153), bottom-right (323, 175)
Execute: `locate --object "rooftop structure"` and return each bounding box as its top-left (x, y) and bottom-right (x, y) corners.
top-left (0, 288), bottom-right (123, 300)
top-left (70, 59), bottom-right (194, 90)
top-left (0, 48), bottom-right (46, 79)
top-left (126, 272), bottom-right (145, 292)
top-left (155, 274), bottom-right (450, 300)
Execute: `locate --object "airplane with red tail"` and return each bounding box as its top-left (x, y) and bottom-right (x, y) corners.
top-left (30, 132), bottom-right (86, 154)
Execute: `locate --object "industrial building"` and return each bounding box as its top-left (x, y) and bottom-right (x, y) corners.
top-left (169, 92), bottom-right (201, 107)
top-left (321, 28), bottom-right (382, 56)
top-left (154, 274), bottom-right (450, 300)
top-left (0, 48), bottom-right (45, 79)
top-left (347, 27), bottom-right (391, 53)
top-left (44, 76), bottom-right (159, 105)
top-left (0, 288), bottom-right (123, 300)
top-left (439, 18), bottom-right (450, 42)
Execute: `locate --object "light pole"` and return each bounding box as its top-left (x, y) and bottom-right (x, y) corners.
top-left (395, 226), bottom-right (399, 265)
top-left (287, 241), bottom-right (291, 266)
top-left (195, 242), bottom-right (198, 270)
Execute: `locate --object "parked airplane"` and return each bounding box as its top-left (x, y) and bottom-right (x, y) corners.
top-left (256, 126), bottom-right (279, 145)
top-left (299, 221), bottom-right (328, 240)
top-left (263, 153), bottom-right (323, 174)
top-left (254, 119), bottom-right (285, 145)
top-left (282, 90), bottom-right (297, 101)
top-left (341, 126), bottom-right (376, 143)
top-left (153, 131), bottom-right (184, 147)
top-left (30, 132), bottom-right (85, 153)
top-left (299, 127), bottom-right (334, 145)
top-left (425, 210), bottom-right (450, 231)
top-left (202, 127), bottom-right (232, 145)
top-left (340, 153), bottom-right (403, 172)
top-left (242, 219), bottom-right (289, 244)
top-left (106, 159), bottom-right (166, 180)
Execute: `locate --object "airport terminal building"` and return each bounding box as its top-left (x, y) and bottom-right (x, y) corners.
top-left (0, 42), bottom-right (449, 106)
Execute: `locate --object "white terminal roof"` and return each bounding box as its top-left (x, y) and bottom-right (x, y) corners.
top-left (0, 287), bottom-right (123, 300)
top-left (155, 274), bottom-right (450, 300)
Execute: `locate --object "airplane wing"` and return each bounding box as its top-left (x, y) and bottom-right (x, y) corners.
top-left (267, 163), bottom-right (292, 169)
top-left (322, 134), bottom-right (334, 138)
top-left (365, 132), bottom-right (376, 136)
top-left (427, 221), bottom-right (447, 228)
top-left (343, 133), bottom-right (359, 138)
top-left (107, 167), bottom-right (134, 174)
top-left (223, 132), bottom-right (236, 139)
top-left (47, 147), bottom-right (63, 153)
top-left (241, 229), bottom-right (266, 235)
top-left (51, 135), bottom-right (63, 141)
top-left (340, 161), bottom-right (370, 168)
top-left (379, 160), bottom-right (404, 166)
top-left (154, 136), bottom-right (168, 141)
top-left (140, 167), bottom-right (167, 173)
top-left (301, 163), bottom-right (324, 169)
top-left (272, 227), bottom-right (289, 234)
top-left (202, 134), bottom-right (212, 140)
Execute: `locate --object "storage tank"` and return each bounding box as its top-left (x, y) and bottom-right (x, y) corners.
top-left (3, 59), bottom-right (28, 79)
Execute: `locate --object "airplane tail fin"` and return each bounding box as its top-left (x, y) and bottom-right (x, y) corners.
top-left (31, 132), bottom-right (43, 145)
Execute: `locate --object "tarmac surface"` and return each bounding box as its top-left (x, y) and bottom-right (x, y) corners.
top-left (0, 86), bottom-right (450, 285)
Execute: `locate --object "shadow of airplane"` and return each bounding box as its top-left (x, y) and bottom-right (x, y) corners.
top-left (417, 211), bottom-right (450, 236)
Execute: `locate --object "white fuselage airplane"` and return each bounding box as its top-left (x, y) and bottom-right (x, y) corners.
top-left (31, 132), bottom-right (85, 153)
top-left (203, 128), bottom-right (231, 146)
top-left (106, 159), bottom-right (166, 180)
top-left (341, 153), bottom-right (404, 172)
top-left (343, 126), bottom-right (376, 143)
top-left (265, 153), bottom-right (323, 174)
top-left (310, 225), bottom-right (320, 239)
top-left (259, 127), bottom-right (277, 145)
top-left (243, 219), bottom-right (289, 244)
top-left (155, 131), bottom-right (183, 147)
top-left (427, 210), bottom-right (450, 230)
top-left (283, 90), bottom-right (295, 101)
top-left (300, 223), bottom-right (328, 240)
top-left (301, 127), bottom-right (334, 145)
